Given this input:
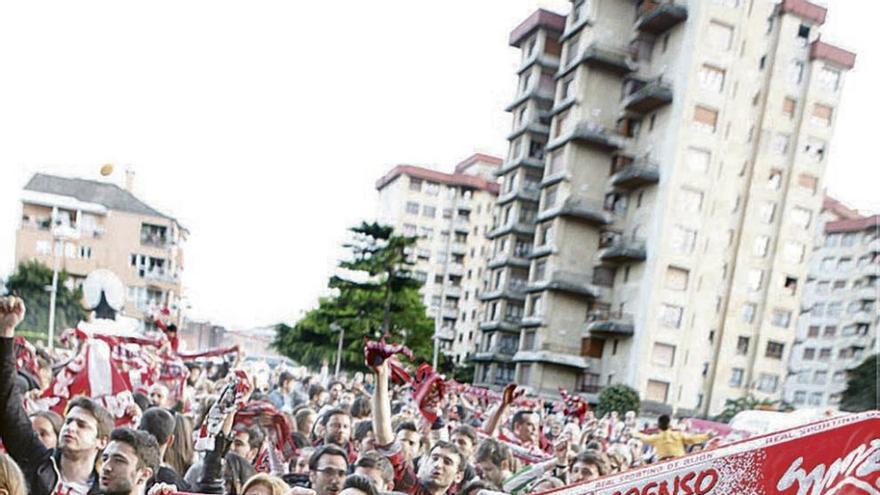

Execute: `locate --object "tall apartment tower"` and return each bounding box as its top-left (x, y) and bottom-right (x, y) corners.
top-left (376, 154), bottom-right (501, 364)
top-left (476, 0), bottom-right (855, 417)
top-left (784, 197), bottom-right (878, 409)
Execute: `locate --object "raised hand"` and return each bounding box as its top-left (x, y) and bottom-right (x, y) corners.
top-left (0, 296), bottom-right (25, 337)
top-left (501, 383), bottom-right (523, 407)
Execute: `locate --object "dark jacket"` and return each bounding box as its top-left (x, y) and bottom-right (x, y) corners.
top-left (0, 338), bottom-right (100, 495)
top-left (146, 465), bottom-right (191, 494)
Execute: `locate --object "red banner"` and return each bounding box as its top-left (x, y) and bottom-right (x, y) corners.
top-left (540, 411), bottom-right (880, 495)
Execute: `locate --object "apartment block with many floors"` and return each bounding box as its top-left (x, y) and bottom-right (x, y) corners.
top-left (784, 197), bottom-right (878, 409)
top-left (476, 0), bottom-right (855, 417)
top-left (474, 9), bottom-right (566, 389)
top-left (376, 154), bottom-right (500, 364)
top-left (15, 173), bottom-right (187, 326)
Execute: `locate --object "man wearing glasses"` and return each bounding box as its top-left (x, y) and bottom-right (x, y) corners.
top-left (309, 444), bottom-right (351, 495)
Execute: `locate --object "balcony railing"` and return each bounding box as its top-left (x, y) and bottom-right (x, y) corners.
top-left (528, 270), bottom-right (601, 299)
top-left (635, 0), bottom-right (688, 35)
top-left (538, 195), bottom-right (613, 226)
top-left (609, 158), bottom-right (660, 190)
top-left (622, 77), bottom-right (673, 114)
top-left (585, 309), bottom-right (635, 337)
top-left (598, 236), bottom-right (647, 264)
top-left (578, 384), bottom-right (604, 395)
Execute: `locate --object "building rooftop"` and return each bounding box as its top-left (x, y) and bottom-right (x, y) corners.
top-left (375, 165), bottom-right (500, 194)
top-left (508, 9), bottom-right (566, 47)
top-left (810, 40), bottom-right (856, 69)
top-left (823, 196), bottom-right (862, 220)
top-left (778, 0), bottom-right (827, 25)
top-left (24, 173), bottom-right (179, 223)
top-left (825, 215), bottom-right (880, 234)
top-left (454, 153), bottom-right (503, 174)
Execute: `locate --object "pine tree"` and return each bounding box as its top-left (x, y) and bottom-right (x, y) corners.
top-left (272, 222), bottom-right (434, 371)
top-left (840, 354), bottom-right (878, 412)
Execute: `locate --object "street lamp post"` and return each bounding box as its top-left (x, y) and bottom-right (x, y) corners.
top-left (47, 224), bottom-right (79, 351)
top-left (331, 323), bottom-right (344, 376)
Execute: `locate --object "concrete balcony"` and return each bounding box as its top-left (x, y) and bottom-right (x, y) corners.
top-left (486, 221), bottom-right (536, 239)
top-left (434, 327), bottom-right (456, 341)
top-left (860, 263), bottom-right (880, 278)
top-left (548, 121), bottom-right (628, 153)
top-left (497, 186), bottom-right (541, 206)
top-left (598, 237), bottom-right (647, 264)
top-left (857, 286), bottom-right (879, 301)
top-left (517, 53), bottom-right (561, 75)
top-left (513, 350), bottom-right (589, 370)
top-left (537, 195), bottom-right (613, 226)
top-left (585, 309), bottom-right (635, 337)
top-left (471, 351), bottom-right (514, 363)
top-left (440, 307), bottom-right (459, 320)
top-left (444, 286), bottom-right (462, 298)
top-left (479, 319), bottom-right (521, 333)
top-left (507, 120), bottom-right (551, 141)
top-left (527, 270), bottom-right (600, 299)
top-left (520, 316), bottom-right (546, 327)
top-left (635, 1), bottom-right (688, 35)
top-left (487, 254), bottom-right (531, 270)
top-left (449, 242), bottom-right (468, 255)
top-left (446, 263), bottom-right (465, 277)
top-left (609, 160), bottom-right (660, 190)
top-left (494, 156), bottom-right (546, 177)
top-left (142, 270), bottom-right (178, 286)
top-left (560, 42), bottom-right (637, 78)
top-left (453, 220), bottom-right (470, 234)
top-left (479, 283), bottom-right (528, 302)
top-left (505, 86), bottom-right (555, 112)
top-left (622, 78), bottom-right (673, 114)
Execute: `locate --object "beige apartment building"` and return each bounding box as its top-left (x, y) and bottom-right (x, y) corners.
top-left (784, 197), bottom-right (878, 409)
top-left (15, 173), bottom-right (187, 326)
top-left (475, 0), bottom-right (855, 417)
top-left (376, 154), bottom-right (500, 364)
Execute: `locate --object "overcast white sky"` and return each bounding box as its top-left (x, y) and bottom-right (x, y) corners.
top-left (0, 1), bottom-right (876, 330)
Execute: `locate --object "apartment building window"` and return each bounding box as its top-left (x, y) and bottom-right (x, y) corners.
top-left (812, 104), bottom-right (833, 127)
top-left (651, 343), bottom-right (676, 367)
top-left (813, 370), bottom-right (828, 385)
top-left (823, 325), bottom-right (837, 337)
top-left (803, 347), bottom-right (815, 360)
top-left (529, 140), bottom-right (545, 160)
top-left (543, 185), bottom-right (559, 210)
top-left (565, 35), bottom-right (580, 67)
top-left (698, 65), bottom-right (725, 93)
top-left (402, 224), bottom-right (417, 237)
top-left (419, 227), bottom-right (433, 239)
top-left (791, 207), bottom-right (812, 229)
top-left (708, 21), bottom-right (734, 52)
top-left (771, 309), bottom-right (792, 328)
top-left (747, 269), bottom-right (763, 292)
top-left (532, 260), bottom-right (547, 282)
top-left (827, 302), bottom-right (843, 317)
top-left (665, 266), bottom-right (690, 291)
top-left (79, 246), bottom-right (92, 259)
top-left (671, 225), bottom-right (697, 254)
top-left (794, 391), bottom-right (806, 404)
top-left (773, 133), bottom-right (790, 155)
top-left (514, 238), bottom-right (531, 257)
top-left (818, 348), bottom-right (832, 361)
top-left (422, 205), bottom-right (436, 218)
top-left (796, 371), bottom-right (810, 384)
top-left (841, 232), bottom-right (857, 247)
top-left (789, 60), bottom-right (805, 84)
top-left (509, 138), bottom-right (522, 161)
top-left (520, 73), bottom-right (532, 94)
top-left (678, 187), bottom-right (704, 213)
top-left (837, 257), bottom-right (853, 271)
top-left (524, 38), bottom-right (537, 60)
top-left (809, 393), bottom-right (823, 406)
top-left (436, 251), bottom-right (447, 263)
top-left (409, 178), bottom-right (423, 192)
top-left (742, 303), bottom-right (757, 323)
top-left (783, 241), bottom-right (805, 263)
top-left (406, 202), bottom-right (420, 215)
top-left (819, 67), bottom-right (841, 92)
top-left (528, 294), bottom-right (544, 317)
top-left (685, 148), bottom-right (711, 174)
top-left (805, 137), bottom-right (827, 162)
top-left (693, 105), bottom-right (719, 133)
top-left (833, 371), bottom-right (846, 383)
top-left (506, 303), bottom-right (524, 322)
top-left (581, 338), bottom-right (604, 359)
top-left (832, 280), bottom-right (847, 292)
top-left (758, 201), bottom-right (776, 223)
top-left (555, 110), bottom-right (571, 138)
top-left (658, 304), bottom-right (683, 329)
top-left (519, 206), bottom-right (537, 224)
top-left (765, 341), bottom-right (785, 359)
top-left (730, 368), bottom-right (744, 387)
top-left (753, 236), bottom-right (770, 257)
top-left (426, 182), bottom-right (441, 196)
top-left (736, 336), bottom-right (750, 356)
top-left (537, 222), bottom-right (554, 247)
top-left (518, 364), bottom-right (532, 385)
top-left (430, 295), bottom-right (441, 308)
top-left (757, 373), bottom-right (779, 393)
top-left (782, 97), bottom-right (796, 119)
top-left (646, 380), bottom-right (670, 403)
top-left (560, 76), bottom-right (575, 101)
top-left (521, 330), bottom-right (536, 351)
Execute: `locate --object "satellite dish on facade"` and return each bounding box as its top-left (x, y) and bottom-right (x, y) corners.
top-left (82, 269), bottom-right (125, 319)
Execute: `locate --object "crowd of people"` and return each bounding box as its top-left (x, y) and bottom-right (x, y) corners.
top-left (0, 295), bottom-right (721, 495)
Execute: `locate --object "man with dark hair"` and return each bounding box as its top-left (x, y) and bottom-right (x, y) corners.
top-left (269, 371), bottom-right (296, 413)
top-left (327, 381), bottom-right (344, 403)
top-left (309, 444), bottom-right (350, 495)
top-left (482, 385), bottom-right (550, 454)
top-left (371, 357), bottom-right (464, 495)
top-left (450, 425), bottom-right (478, 483)
top-left (340, 473), bottom-right (379, 495)
top-left (353, 420), bottom-right (375, 453)
top-left (0, 296), bottom-right (116, 495)
top-left (316, 408), bottom-right (357, 462)
top-left (395, 421), bottom-right (421, 469)
top-left (353, 452), bottom-right (394, 492)
top-left (230, 424), bottom-right (265, 464)
top-left (350, 396), bottom-right (372, 420)
top-left (99, 427), bottom-right (161, 495)
top-left (309, 384), bottom-right (329, 409)
top-left (631, 414), bottom-right (712, 461)
top-left (568, 450), bottom-right (607, 484)
top-left (473, 438), bottom-right (511, 489)
top-left (138, 407), bottom-right (190, 492)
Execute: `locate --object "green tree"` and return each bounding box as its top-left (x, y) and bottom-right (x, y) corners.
top-left (596, 384), bottom-right (640, 417)
top-left (272, 222), bottom-right (434, 372)
top-left (840, 354), bottom-right (879, 412)
top-left (4, 260), bottom-right (88, 343)
top-left (714, 394), bottom-right (788, 423)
